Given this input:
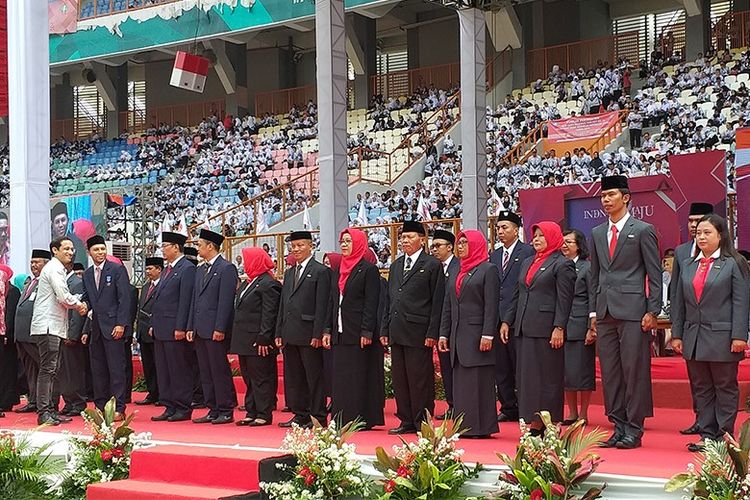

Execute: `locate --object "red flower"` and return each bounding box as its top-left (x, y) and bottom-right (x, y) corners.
top-left (112, 448), bottom-right (124, 458)
top-left (298, 466), bottom-right (312, 478)
top-left (551, 483), bottom-right (565, 497)
top-left (530, 489), bottom-right (544, 500)
top-left (100, 449), bottom-right (113, 462)
top-left (396, 465), bottom-right (411, 478)
top-left (304, 473), bottom-right (316, 486)
top-left (89, 439), bottom-right (100, 448)
top-left (384, 479), bottom-right (396, 493)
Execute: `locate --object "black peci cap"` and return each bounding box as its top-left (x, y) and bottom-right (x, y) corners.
top-left (72, 263), bottom-right (85, 271)
top-left (31, 249), bottom-right (51, 260)
top-left (145, 257), bottom-right (164, 269)
top-left (198, 229), bottom-right (224, 247)
top-left (162, 232), bottom-right (187, 246)
top-left (601, 175), bottom-right (629, 191)
top-left (432, 229), bottom-right (455, 245)
top-left (402, 220), bottom-right (426, 235)
top-left (289, 230), bottom-right (313, 241)
top-left (86, 235), bottom-right (106, 249)
top-left (496, 211), bottom-right (522, 227)
top-left (689, 202), bottom-right (713, 216)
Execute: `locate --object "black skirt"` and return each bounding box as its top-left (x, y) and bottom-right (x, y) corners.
top-left (331, 342), bottom-right (385, 427)
top-left (517, 336), bottom-right (564, 423)
top-left (563, 340), bottom-right (596, 391)
top-left (452, 362), bottom-right (498, 437)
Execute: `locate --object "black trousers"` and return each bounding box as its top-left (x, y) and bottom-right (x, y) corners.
top-left (59, 340), bottom-right (87, 412)
top-left (391, 343), bottom-right (434, 427)
top-left (687, 360), bottom-right (739, 441)
top-left (190, 345), bottom-right (204, 404)
top-left (494, 334), bottom-right (518, 418)
top-left (139, 341), bottom-right (159, 399)
top-left (239, 354), bottom-right (278, 422)
top-left (194, 336), bottom-right (235, 417)
top-left (88, 335), bottom-right (128, 413)
top-left (437, 349), bottom-right (453, 409)
top-left (36, 335), bottom-right (61, 415)
top-left (124, 341), bottom-right (133, 403)
top-left (17, 341), bottom-right (39, 406)
top-left (629, 128), bottom-right (642, 149)
top-left (154, 339), bottom-right (194, 414)
top-left (597, 316), bottom-right (653, 439)
top-left (283, 344), bottom-right (326, 424)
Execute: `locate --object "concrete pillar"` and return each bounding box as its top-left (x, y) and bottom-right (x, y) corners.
top-left (685, 0), bottom-right (710, 61)
top-left (105, 63), bottom-right (128, 139)
top-left (347, 13), bottom-right (376, 109)
top-left (315, 0), bottom-right (349, 252)
top-left (8, 0), bottom-right (50, 272)
top-left (734, 0), bottom-right (750, 12)
top-left (458, 8), bottom-right (487, 234)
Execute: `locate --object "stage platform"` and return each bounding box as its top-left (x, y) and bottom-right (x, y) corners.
top-left (5, 356), bottom-right (748, 499)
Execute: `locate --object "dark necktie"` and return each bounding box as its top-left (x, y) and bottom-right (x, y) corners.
top-left (162, 265), bottom-right (173, 280)
top-left (404, 257), bottom-right (412, 275)
top-left (203, 263), bottom-right (212, 284)
top-left (502, 249), bottom-right (510, 274)
top-left (145, 282), bottom-right (155, 301)
top-left (294, 265), bottom-right (303, 287)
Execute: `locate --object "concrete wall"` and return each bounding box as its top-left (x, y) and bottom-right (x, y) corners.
top-left (407, 14), bottom-right (459, 69)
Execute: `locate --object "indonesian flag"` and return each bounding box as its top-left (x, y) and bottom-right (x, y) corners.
top-left (170, 51), bottom-right (209, 93)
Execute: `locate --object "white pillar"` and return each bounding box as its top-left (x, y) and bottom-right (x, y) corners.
top-left (8, 0), bottom-right (50, 272)
top-left (459, 8), bottom-right (487, 234)
top-left (316, 0), bottom-right (349, 252)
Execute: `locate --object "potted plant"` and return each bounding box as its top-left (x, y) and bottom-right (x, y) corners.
top-left (0, 429), bottom-right (63, 500)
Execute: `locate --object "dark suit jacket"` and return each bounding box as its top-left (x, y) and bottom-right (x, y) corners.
top-left (67, 273), bottom-right (86, 342)
top-left (443, 256), bottom-right (461, 281)
top-left (82, 261), bottom-right (133, 342)
top-left (5, 286), bottom-right (19, 344)
top-left (276, 258), bottom-right (331, 345)
top-left (489, 241), bottom-right (535, 325)
top-left (151, 257), bottom-right (195, 342)
top-left (440, 261), bottom-right (500, 368)
top-left (188, 255), bottom-right (238, 340)
top-left (671, 255), bottom-right (749, 362)
top-left (136, 280), bottom-right (159, 343)
top-left (507, 252), bottom-right (576, 338)
top-left (230, 273), bottom-right (282, 356)
top-left (589, 216), bottom-right (663, 321)
top-left (331, 260), bottom-right (380, 345)
top-left (668, 241), bottom-right (694, 304)
top-left (14, 277), bottom-right (36, 343)
top-left (383, 251), bottom-right (445, 347)
top-left (566, 259), bottom-right (595, 341)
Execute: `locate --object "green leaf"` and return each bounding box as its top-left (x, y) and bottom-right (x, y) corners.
top-left (580, 485), bottom-right (607, 500)
top-left (103, 397), bottom-right (116, 425)
top-left (664, 473), bottom-right (695, 492)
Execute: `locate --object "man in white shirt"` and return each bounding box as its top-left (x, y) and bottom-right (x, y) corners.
top-left (30, 238), bottom-right (87, 426)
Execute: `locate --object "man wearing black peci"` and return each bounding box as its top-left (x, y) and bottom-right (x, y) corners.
top-left (135, 257), bottom-right (163, 406)
top-left (275, 231), bottom-right (332, 428)
top-left (382, 221), bottom-right (445, 435)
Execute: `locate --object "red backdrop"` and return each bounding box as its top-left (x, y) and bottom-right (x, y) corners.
top-left (0, 0), bottom-right (7, 118)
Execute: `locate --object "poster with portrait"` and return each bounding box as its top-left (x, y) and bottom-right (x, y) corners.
top-left (50, 193), bottom-right (107, 266)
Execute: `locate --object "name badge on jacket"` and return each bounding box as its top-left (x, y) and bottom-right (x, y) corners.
top-left (106, 275), bottom-right (112, 286)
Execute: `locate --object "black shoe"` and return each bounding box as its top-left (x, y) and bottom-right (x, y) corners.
top-left (166, 411), bottom-right (192, 422)
top-left (463, 434), bottom-right (491, 439)
top-left (278, 417), bottom-right (301, 428)
top-left (192, 414), bottom-right (217, 424)
top-left (388, 425), bottom-right (417, 435)
top-left (615, 435), bottom-right (642, 449)
top-left (497, 413), bottom-right (518, 423)
top-left (151, 410), bottom-right (174, 422)
top-left (37, 413), bottom-right (60, 426)
top-left (135, 396), bottom-right (158, 406)
top-left (53, 414), bottom-right (72, 424)
top-left (687, 441), bottom-right (705, 453)
top-left (598, 432), bottom-right (623, 448)
top-left (680, 423), bottom-right (700, 435)
top-left (211, 415), bottom-right (234, 425)
top-left (435, 409), bottom-right (454, 421)
top-left (191, 401), bottom-right (207, 410)
top-left (15, 403), bottom-right (37, 414)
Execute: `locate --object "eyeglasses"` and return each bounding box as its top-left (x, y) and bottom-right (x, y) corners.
top-left (456, 240), bottom-right (468, 247)
top-left (429, 243), bottom-right (448, 250)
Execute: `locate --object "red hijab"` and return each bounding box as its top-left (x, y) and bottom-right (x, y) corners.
top-left (455, 230), bottom-right (488, 296)
top-left (325, 253), bottom-right (342, 271)
top-left (364, 248), bottom-right (377, 265)
top-left (525, 221), bottom-right (564, 286)
top-left (338, 228), bottom-right (367, 293)
top-left (0, 264), bottom-right (12, 282)
top-left (242, 247), bottom-right (275, 280)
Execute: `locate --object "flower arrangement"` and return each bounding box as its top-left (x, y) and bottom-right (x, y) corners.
top-left (665, 419), bottom-right (750, 499)
top-left (0, 430), bottom-right (64, 500)
top-left (374, 414), bottom-right (481, 499)
top-left (59, 397), bottom-right (150, 500)
top-left (260, 419), bottom-right (372, 499)
top-left (490, 412), bottom-right (607, 500)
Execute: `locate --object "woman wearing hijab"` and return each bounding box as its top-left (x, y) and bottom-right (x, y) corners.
top-left (0, 264), bottom-right (18, 414)
top-left (438, 230), bottom-right (500, 438)
top-left (323, 228), bottom-right (383, 428)
top-left (12, 274), bottom-right (28, 294)
top-left (322, 252), bottom-right (342, 408)
top-left (501, 221), bottom-right (576, 434)
top-left (671, 214), bottom-right (750, 451)
top-left (231, 247), bottom-right (282, 427)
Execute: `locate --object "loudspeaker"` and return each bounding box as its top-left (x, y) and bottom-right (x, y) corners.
top-left (169, 51), bottom-right (209, 93)
top-left (82, 68), bottom-right (97, 83)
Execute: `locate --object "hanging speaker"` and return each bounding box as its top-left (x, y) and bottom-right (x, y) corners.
top-left (169, 51), bottom-right (209, 93)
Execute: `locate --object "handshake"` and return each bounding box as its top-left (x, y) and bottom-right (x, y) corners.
top-left (76, 302), bottom-right (88, 316)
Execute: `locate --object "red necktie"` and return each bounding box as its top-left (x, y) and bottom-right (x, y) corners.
top-left (609, 226), bottom-right (618, 258)
top-left (692, 257), bottom-right (714, 302)
top-left (162, 265), bottom-right (173, 280)
top-left (145, 282), bottom-right (155, 300)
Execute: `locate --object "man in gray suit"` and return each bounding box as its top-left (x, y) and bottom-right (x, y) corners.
top-left (58, 260), bottom-right (88, 416)
top-left (669, 202), bottom-right (713, 436)
top-left (589, 175), bottom-right (662, 450)
top-left (430, 229), bottom-right (460, 420)
top-left (14, 249), bottom-right (50, 413)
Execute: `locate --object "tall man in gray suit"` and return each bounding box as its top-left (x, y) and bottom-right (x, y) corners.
top-left (14, 249), bottom-right (51, 414)
top-left (669, 202), bottom-right (713, 436)
top-left (488, 211), bottom-right (534, 422)
top-left (590, 175), bottom-right (662, 450)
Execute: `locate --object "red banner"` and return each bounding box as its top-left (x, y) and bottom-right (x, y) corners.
top-left (547, 111), bottom-right (619, 143)
top-left (0, 1), bottom-right (6, 118)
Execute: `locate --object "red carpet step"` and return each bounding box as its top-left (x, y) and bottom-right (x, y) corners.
top-left (87, 444), bottom-right (279, 499)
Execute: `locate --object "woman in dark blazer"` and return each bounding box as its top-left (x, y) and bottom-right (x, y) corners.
top-left (439, 230), bottom-right (500, 438)
top-left (322, 252), bottom-right (342, 407)
top-left (671, 214), bottom-right (749, 451)
top-left (231, 247), bottom-right (282, 427)
top-left (501, 221), bottom-right (576, 433)
top-left (0, 265), bottom-right (19, 414)
top-left (561, 229), bottom-right (596, 425)
top-left (323, 228), bottom-right (384, 428)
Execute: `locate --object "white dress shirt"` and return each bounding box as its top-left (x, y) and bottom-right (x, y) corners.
top-left (30, 257), bottom-right (82, 339)
top-left (607, 212), bottom-right (631, 244)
